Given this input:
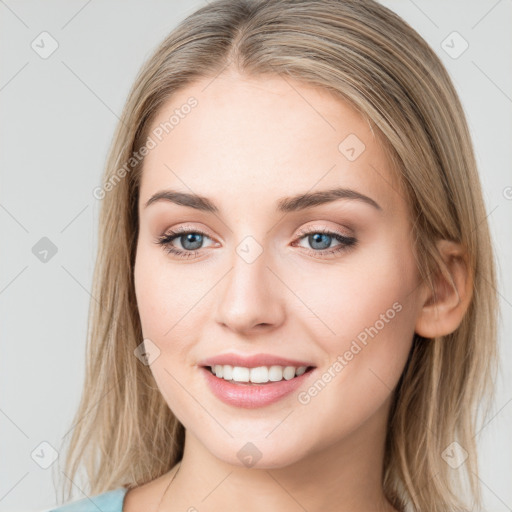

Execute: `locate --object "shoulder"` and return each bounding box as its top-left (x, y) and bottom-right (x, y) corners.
top-left (42, 467), bottom-right (176, 512)
top-left (43, 487), bottom-right (129, 512)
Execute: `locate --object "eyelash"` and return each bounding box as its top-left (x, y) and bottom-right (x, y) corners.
top-left (154, 225), bottom-right (358, 260)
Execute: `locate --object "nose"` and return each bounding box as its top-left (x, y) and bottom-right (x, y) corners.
top-left (214, 244), bottom-right (285, 335)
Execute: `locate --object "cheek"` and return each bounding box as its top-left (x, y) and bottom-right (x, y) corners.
top-left (294, 234), bottom-right (416, 398)
top-left (290, 236), bottom-right (418, 431)
top-left (133, 246), bottom-right (209, 423)
top-left (134, 257), bottom-right (170, 339)
top-left (135, 245), bottom-right (203, 338)
top-left (134, 244), bottom-right (218, 377)
top-left (290, 233), bottom-right (417, 350)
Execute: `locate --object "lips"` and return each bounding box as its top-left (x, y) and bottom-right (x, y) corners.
top-left (197, 352), bottom-right (316, 369)
top-left (200, 365), bottom-right (317, 408)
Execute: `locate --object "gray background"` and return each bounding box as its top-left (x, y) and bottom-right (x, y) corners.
top-left (0, 1), bottom-right (510, 511)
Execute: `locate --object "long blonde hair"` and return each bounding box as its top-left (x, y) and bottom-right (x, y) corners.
top-left (57, 1), bottom-right (500, 510)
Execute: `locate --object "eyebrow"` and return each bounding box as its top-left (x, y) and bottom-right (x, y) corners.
top-left (143, 187), bottom-right (382, 213)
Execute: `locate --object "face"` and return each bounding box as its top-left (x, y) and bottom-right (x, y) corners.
top-left (134, 71), bottom-right (425, 468)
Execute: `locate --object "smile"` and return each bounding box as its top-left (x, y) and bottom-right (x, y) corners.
top-left (208, 364), bottom-right (313, 384)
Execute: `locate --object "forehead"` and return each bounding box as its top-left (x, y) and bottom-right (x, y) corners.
top-left (139, 72), bottom-right (402, 215)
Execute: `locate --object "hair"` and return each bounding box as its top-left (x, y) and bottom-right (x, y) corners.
top-left (55, 1), bottom-right (500, 510)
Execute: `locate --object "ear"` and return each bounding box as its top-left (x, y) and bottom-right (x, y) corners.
top-left (415, 239), bottom-right (473, 338)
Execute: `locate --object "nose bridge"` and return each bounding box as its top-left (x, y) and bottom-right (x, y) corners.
top-left (214, 234), bottom-right (284, 333)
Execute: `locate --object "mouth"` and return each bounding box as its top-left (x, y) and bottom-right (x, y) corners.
top-left (199, 363), bottom-right (317, 408)
top-left (201, 364), bottom-right (316, 385)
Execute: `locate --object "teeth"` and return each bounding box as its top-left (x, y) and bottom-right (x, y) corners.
top-left (250, 366), bottom-right (268, 383)
top-left (210, 365), bottom-right (309, 384)
top-left (232, 366), bottom-right (250, 382)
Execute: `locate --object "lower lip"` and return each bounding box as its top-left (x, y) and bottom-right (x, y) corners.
top-left (200, 366), bottom-right (315, 409)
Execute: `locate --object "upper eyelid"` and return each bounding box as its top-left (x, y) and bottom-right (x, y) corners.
top-left (295, 225), bottom-right (353, 237)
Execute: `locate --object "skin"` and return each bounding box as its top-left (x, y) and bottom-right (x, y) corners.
top-left (127, 70), bottom-right (472, 512)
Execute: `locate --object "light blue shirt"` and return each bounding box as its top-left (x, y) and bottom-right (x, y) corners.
top-left (47, 487), bottom-right (129, 512)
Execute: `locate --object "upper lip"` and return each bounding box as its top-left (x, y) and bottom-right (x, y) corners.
top-left (197, 352), bottom-right (316, 369)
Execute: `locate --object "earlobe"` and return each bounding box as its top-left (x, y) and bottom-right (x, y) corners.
top-left (415, 239), bottom-right (473, 338)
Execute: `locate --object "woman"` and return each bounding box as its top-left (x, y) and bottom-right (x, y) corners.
top-left (49, 0), bottom-right (499, 510)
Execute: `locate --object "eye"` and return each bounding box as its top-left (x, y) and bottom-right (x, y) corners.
top-left (292, 226), bottom-right (357, 258)
top-left (154, 225), bottom-right (358, 260)
top-left (154, 226), bottom-right (216, 259)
